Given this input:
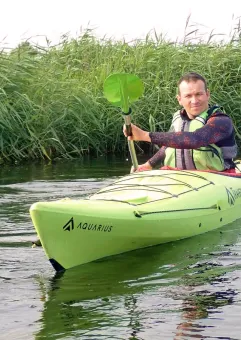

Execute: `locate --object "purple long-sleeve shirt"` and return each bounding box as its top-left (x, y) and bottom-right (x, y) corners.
top-left (148, 113), bottom-right (234, 168)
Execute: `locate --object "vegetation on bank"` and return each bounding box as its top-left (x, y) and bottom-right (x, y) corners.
top-left (0, 24), bottom-right (241, 163)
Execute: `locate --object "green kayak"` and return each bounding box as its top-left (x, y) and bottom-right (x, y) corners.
top-left (30, 169), bottom-right (241, 272)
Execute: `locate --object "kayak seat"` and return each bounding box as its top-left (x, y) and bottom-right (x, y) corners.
top-left (125, 193), bottom-right (149, 204)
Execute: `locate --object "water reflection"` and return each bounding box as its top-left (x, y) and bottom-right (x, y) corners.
top-left (0, 156), bottom-right (130, 185)
top-left (173, 275), bottom-right (239, 339)
top-left (35, 221), bottom-right (241, 339)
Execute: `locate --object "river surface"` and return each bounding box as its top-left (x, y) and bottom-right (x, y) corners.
top-left (1, 158), bottom-right (241, 340)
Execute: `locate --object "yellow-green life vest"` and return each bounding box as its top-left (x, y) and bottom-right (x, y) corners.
top-left (164, 108), bottom-right (225, 171)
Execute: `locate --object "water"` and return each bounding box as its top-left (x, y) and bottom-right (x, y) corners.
top-left (1, 158), bottom-right (241, 340)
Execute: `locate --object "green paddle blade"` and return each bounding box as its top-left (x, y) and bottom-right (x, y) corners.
top-left (103, 73), bottom-right (144, 113)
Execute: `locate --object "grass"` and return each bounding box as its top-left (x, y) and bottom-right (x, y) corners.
top-left (0, 23), bottom-right (241, 163)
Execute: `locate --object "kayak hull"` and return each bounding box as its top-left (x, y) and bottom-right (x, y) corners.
top-left (30, 169), bottom-right (241, 271)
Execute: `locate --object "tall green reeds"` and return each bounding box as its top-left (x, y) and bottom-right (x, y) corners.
top-left (0, 26), bottom-right (241, 163)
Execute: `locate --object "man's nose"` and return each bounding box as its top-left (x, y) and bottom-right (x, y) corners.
top-left (191, 95), bottom-right (198, 103)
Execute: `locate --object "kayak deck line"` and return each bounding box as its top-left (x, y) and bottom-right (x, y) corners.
top-left (91, 172), bottom-right (215, 206)
top-left (134, 203), bottom-right (219, 217)
top-left (89, 183), bottom-right (212, 206)
top-left (108, 170), bottom-right (216, 183)
top-left (94, 181), bottom-right (199, 193)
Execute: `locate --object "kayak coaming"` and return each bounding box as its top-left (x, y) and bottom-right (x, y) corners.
top-left (30, 169), bottom-right (241, 271)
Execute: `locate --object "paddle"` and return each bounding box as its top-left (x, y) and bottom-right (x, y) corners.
top-left (103, 73), bottom-right (144, 171)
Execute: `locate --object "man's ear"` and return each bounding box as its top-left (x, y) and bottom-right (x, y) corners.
top-left (207, 89), bottom-right (210, 100)
top-left (176, 94), bottom-right (182, 106)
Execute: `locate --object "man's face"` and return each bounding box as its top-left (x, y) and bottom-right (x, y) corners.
top-left (176, 80), bottom-right (210, 119)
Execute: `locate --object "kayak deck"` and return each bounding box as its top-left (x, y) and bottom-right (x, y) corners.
top-left (90, 170), bottom-right (216, 204)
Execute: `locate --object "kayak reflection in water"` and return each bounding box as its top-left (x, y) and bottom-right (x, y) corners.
top-left (123, 72), bottom-right (238, 173)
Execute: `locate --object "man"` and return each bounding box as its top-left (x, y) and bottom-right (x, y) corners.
top-left (124, 72), bottom-right (237, 172)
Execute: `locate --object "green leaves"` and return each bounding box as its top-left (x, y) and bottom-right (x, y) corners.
top-left (103, 73), bottom-right (144, 113)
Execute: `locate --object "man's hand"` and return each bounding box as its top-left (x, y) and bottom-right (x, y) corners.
top-left (123, 124), bottom-right (151, 142)
top-left (130, 161), bottom-right (152, 173)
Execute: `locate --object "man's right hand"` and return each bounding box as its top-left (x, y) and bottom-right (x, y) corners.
top-left (123, 124), bottom-right (151, 142)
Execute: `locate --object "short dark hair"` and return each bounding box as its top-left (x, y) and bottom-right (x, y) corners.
top-left (177, 72), bottom-right (208, 94)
